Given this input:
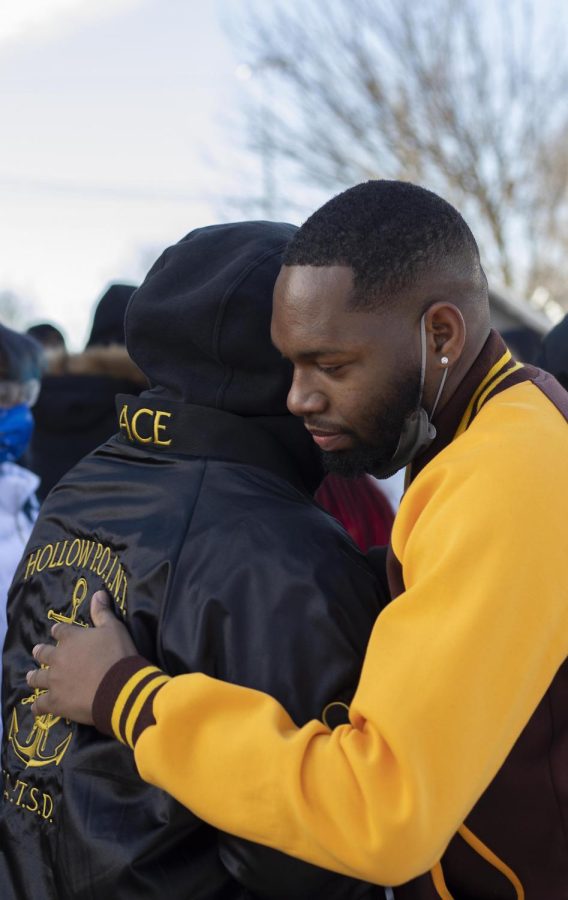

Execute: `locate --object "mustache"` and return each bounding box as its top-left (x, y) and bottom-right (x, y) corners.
top-left (304, 418), bottom-right (353, 435)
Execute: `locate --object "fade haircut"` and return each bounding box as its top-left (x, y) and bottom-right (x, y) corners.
top-left (284, 180), bottom-right (485, 310)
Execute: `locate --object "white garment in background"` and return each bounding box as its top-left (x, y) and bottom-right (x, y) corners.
top-left (0, 461), bottom-right (39, 740)
top-left (375, 469), bottom-right (405, 513)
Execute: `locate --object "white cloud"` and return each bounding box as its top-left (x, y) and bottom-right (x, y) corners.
top-left (0, 0), bottom-right (142, 46)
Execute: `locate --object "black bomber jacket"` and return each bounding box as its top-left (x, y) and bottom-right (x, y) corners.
top-left (1, 394), bottom-right (386, 900)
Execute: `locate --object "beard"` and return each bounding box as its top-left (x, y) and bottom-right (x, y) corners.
top-left (320, 367), bottom-right (422, 478)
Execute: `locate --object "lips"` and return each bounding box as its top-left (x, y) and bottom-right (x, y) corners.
top-left (306, 428), bottom-right (353, 452)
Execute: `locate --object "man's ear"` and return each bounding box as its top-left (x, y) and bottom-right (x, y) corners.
top-left (424, 303), bottom-right (466, 368)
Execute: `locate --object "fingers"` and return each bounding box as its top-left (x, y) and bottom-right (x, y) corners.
top-left (90, 590), bottom-right (113, 627)
top-left (31, 691), bottom-right (52, 717)
top-left (50, 622), bottom-right (73, 642)
top-left (23, 590), bottom-right (124, 726)
top-left (26, 665), bottom-right (50, 691)
top-left (32, 642), bottom-right (56, 666)
top-left (27, 641), bottom-right (55, 691)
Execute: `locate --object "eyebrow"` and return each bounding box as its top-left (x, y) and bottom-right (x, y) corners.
top-left (292, 349), bottom-right (347, 360)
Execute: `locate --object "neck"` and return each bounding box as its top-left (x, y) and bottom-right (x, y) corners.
top-left (428, 324), bottom-right (490, 417)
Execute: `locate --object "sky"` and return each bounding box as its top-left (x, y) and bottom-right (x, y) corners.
top-left (0, 0), bottom-right (294, 348)
top-left (1, 1), bottom-right (563, 348)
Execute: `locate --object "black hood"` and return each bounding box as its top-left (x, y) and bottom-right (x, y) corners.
top-left (125, 221), bottom-right (297, 415)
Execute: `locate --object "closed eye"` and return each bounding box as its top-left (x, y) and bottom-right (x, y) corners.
top-left (316, 364), bottom-right (344, 375)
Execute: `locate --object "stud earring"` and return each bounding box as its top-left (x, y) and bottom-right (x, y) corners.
top-left (440, 356), bottom-right (449, 366)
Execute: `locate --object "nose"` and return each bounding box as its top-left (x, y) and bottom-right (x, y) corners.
top-left (287, 370), bottom-right (327, 418)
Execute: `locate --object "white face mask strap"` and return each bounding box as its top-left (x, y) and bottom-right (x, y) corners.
top-left (419, 313), bottom-right (448, 421)
top-left (430, 366), bottom-right (448, 420)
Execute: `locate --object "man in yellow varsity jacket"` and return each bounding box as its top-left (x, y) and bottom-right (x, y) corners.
top-left (29, 181), bottom-right (568, 899)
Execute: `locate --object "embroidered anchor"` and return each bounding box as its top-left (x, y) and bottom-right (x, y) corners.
top-left (8, 577), bottom-right (91, 769)
top-left (8, 686), bottom-right (72, 768)
top-left (47, 577), bottom-right (89, 627)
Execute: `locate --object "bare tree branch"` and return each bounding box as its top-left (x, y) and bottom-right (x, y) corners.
top-left (235, 0), bottom-right (568, 305)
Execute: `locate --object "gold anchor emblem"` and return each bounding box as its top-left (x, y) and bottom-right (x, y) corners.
top-left (8, 684), bottom-right (72, 768)
top-left (47, 577), bottom-right (89, 627)
top-left (8, 578), bottom-right (90, 768)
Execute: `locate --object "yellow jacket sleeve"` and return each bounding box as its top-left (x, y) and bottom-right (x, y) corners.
top-left (104, 383), bottom-right (568, 885)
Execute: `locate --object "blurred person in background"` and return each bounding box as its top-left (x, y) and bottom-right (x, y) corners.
top-left (0, 323), bottom-right (42, 739)
top-left (536, 313), bottom-right (568, 389)
top-left (500, 327), bottom-right (542, 365)
top-left (27, 322), bottom-right (67, 355)
top-left (28, 283), bottom-right (147, 501)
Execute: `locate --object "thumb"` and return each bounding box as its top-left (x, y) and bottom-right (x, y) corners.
top-left (90, 590), bottom-right (114, 627)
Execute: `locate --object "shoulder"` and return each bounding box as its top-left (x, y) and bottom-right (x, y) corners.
top-left (202, 461), bottom-right (373, 562)
top-left (455, 381), bottom-right (566, 485)
top-left (395, 380), bottom-right (568, 556)
top-left (188, 462), bottom-right (384, 613)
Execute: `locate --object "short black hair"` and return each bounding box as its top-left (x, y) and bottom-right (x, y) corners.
top-left (284, 180), bottom-right (483, 309)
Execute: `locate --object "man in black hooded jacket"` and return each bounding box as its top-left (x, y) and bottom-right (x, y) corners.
top-left (1, 222), bottom-right (385, 899)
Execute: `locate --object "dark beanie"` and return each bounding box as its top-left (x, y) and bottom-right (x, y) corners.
top-left (87, 283), bottom-right (137, 348)
top-left (0, 324), bottom-right (43, 382)
top-left (125, 221), bottom-right (298, 416)
top-left (537, 314), bottom-right (568, 390)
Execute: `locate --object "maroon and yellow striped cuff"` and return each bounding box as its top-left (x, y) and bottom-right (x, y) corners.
top-left (92, 655), bottom-right (170, 749)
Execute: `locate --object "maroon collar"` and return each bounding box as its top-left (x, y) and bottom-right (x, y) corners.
top-left (409, 330), bottom-right (525, 481)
